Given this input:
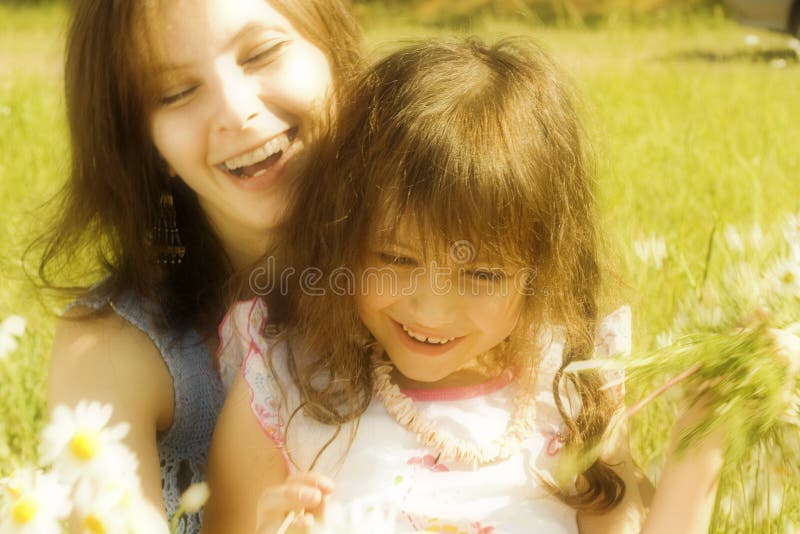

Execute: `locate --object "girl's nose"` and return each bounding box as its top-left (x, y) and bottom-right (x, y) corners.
top-left (407, 275), bottom-right (458, 328)
top-left (213, 69), bottom-right (264, 132)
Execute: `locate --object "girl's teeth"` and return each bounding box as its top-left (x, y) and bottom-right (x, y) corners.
top-left (401, 324), bottom-right (454, 345)
top-left (224, 132), bottom-right (292, 172)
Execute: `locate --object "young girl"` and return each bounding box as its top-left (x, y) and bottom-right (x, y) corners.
top-left (205, 39), bottom-right (727, 533)
top-left (37, 0), bottom-right (361, 530)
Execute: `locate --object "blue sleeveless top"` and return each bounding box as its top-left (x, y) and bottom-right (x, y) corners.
top-left (73, 289), bottom-right (226, 533)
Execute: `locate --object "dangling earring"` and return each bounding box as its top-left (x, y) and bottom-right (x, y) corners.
top-left (152, 188), bottom-right (186, 264)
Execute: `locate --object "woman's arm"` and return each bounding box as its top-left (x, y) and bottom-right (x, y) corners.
top-left (202, 372), bottom-right (333, 534)
top-left (47, 308), bottom-right (175, 525)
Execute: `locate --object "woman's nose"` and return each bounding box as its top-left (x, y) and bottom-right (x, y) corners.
top-left (212, 69), bottom-right (264, 132)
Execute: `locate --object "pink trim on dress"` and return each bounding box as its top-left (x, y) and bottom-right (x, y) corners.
top-left (214, 298), bottom-right (262, 379)
top-left (400, 368), bottom-right (514, 402)
top-left (221, 298), bottom-right (293, 473)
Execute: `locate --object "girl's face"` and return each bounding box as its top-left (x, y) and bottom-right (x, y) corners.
top-left (355, 219), bottom-right (527, 388)
top-left (149, 0), bottom-right (333, 264)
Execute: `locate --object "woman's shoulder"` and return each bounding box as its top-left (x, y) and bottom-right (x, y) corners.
top-left (49, 304), bottom-right (175, 433)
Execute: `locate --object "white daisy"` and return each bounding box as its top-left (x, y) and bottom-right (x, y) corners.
top-left (71, 445), bottom-right (142, 513)
top-left (179, 482), bottom-right (210, 514)
top-left (744, 34), bottom-right (761, 46)
top-left (39, 401), bottom-right (131, 489)
top-left (769, 326), bottom-right (800, 376)
top-left (767, 259), bottom-right (800, 298)
top-left (74, 484), bottom-right (140, 534)
top-left (723, 224), bottom-right (745, 253)
top-left (0, 315), bottom-right (26, 360)
top-left (127, 499), bottom-right (170, 534)
top-left (655, 330), bottom-right (674, 349)
top-left (749, 223), bottom-right (765, 249)
top-left (0, 468), bottom-right (71, 534)
top-left (633, 234), bottom-right (668, 269)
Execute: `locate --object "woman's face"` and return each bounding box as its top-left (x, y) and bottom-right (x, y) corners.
top-left (149, 0), bottom-right (333, 264)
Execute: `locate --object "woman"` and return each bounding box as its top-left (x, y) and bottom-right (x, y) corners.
top-left (38, 0), bottom-right (361, 530)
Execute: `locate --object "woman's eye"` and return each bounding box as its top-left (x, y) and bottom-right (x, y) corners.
top-left (158, 85), bottom-right (198, 107)
top-left (378, 253), bottom-right (416, 267)
top-left (243, 41), bottom-right (289, 66)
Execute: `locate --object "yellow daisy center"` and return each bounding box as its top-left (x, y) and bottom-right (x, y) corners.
top-left (83, 513), bottom-right (107, 534)
top-left (11, 495), bottom-right (39, 525)
top-left (69, 429), bottom-right (101, 461)
top-left (782, 270), bottom-right (797, 285)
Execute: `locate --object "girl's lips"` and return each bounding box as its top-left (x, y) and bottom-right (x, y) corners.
top-left (215, 128), bottom-right (301, 192)
top-left (391, 319), bottom-right (465, 357)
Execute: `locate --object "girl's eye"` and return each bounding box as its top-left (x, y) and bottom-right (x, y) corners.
top-left (243, 40), bottom-right (289, 66)
top-left (378, 252), bottom-right (416, 267)
top-left (469, 269), bottom-right (507, 283)
top-left (158, 85), bottom-right (198, 107)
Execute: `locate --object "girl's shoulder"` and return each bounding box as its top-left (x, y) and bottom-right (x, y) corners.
top-left (216, 298), bottom-right (291, 449)
top-left (217, 297), bottom-right (273, 391)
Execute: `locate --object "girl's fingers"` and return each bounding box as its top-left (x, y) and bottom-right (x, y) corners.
top-left (255, 475), bottom-right (334, 533)
top-left (285, 472), bottom-right (335, 494)
top-left (258, 483), bottom-right (321, 516)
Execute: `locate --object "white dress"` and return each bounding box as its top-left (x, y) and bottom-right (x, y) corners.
top-left (217, 299), bottom-right (631, 534)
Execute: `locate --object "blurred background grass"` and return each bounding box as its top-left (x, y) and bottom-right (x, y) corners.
top-left (1, 0), bottom-right (798, 530)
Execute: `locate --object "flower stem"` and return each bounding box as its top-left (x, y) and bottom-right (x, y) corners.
top-left (170, 505), bottom-right (185, 534)
top-left (625, 362), bottom-right (703, 419)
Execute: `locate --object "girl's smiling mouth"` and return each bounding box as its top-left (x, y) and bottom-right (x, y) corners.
top-left (216, 126), bottom-right (299, 179)
top-left (392, 319), bottom-right (465, 356)
top-left (401, 323), bottom-right (455, 344)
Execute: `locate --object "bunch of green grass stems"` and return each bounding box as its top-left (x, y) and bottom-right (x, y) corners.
top-left (560, 325), bottom-right (799, 531)
top-left (562, 217), bottom-right (799, 531)
top-left (628, 328), bottom-right (798, 531)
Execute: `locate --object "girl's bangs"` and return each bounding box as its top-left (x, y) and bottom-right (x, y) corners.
top-left (363, 106), bottom-right (543, 269)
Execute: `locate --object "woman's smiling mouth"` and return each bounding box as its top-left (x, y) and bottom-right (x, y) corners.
top-left (217, 126), bottom-right (298, 179)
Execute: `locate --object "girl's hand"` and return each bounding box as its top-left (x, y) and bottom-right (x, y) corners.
top-left (255, 472), bottom-right (334, 534)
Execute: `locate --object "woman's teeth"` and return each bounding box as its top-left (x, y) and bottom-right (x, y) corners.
top-left (223, 131), bottom-right (293, 175)
top-left (401, 324), bottom-right (455, 345)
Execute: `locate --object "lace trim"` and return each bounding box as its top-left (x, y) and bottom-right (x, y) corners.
top-left (217, 298), bottom-right (292, 471)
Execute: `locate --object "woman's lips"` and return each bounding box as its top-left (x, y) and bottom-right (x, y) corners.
top-left (216, 129), bottom-right (301, 192)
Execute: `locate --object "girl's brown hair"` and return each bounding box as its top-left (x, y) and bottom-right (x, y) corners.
top-left (32, 0), bottom-right (362, 334)
top-left (276, 37), bottom-right (625, 510)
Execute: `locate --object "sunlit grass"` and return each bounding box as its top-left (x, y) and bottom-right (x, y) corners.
top-left (0, 1), bottom-right (69, 471)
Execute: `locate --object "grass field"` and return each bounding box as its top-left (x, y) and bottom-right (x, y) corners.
top-left (1, 2), bottom-right (798, 531)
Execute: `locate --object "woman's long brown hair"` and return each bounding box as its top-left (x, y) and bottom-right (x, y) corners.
top-left (273, 37), bottom-right (625, 511)
top-left (30, 0), bottom-right (362, 336)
